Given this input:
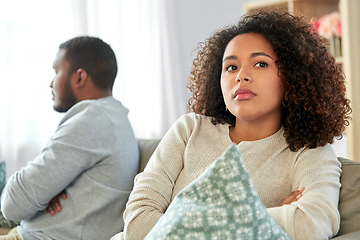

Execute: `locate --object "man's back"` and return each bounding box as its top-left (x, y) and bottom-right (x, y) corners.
top-left (1, 96), bottom-right (139, 239)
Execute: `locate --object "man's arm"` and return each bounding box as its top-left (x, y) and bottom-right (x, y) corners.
top-left (1, 103), bottom-right (112, 221)
top-left (43, 191), bottom-right (67, 216)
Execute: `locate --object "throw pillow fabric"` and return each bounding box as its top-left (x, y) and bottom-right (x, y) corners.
top-left (144, 144), bottom-right (290, 240)
top-left (0, 161), bottom-right (6, 193)
top-left (0, 161), bottom-right (20, 228)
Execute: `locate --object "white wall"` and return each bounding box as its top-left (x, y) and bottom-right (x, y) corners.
top-left (156, 0), bottom-right (254, 134)
top-left (165, 0), bottom-right (254, 95)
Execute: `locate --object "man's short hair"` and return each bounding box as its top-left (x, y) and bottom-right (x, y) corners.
top-left (60, 36), bottom-right (118, 90)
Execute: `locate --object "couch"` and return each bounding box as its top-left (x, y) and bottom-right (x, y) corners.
top-left (137, 139), bottom-right (360, 240)
top-left (1, 140), bottom-right (359, 239)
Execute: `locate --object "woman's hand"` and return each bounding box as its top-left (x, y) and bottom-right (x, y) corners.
top-left (279, 187), bottom-right (305, 206)
top-left (43, 190), bottom-right (67, 216)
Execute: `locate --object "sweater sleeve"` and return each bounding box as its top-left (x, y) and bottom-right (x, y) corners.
top-left (267, 145), bottom-right (341, 240)
top-left (1, 102), bottom-right (113, 221)
top-left (123, 114), bottom-right (196, 240)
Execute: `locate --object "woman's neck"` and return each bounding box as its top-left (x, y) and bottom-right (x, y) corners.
top-left (229, 119), bottom-right (281, 144)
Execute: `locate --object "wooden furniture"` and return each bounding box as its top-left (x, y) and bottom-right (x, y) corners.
top-left (244, 0), bottom-right (360, 161)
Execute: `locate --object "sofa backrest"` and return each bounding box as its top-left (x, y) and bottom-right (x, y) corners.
top-left (337, 157), bottom-right (360, 236)
top-left (137, 139), bottom-right (161, 172)
top-left (136, 139), bottom-right (360, 236)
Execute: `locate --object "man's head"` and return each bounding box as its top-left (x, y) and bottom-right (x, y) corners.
top-left (50, 36), bottom-right (118, 112)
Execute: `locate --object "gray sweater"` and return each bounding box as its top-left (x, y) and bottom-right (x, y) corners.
top-left (1, 96), bottom-right (139, 240)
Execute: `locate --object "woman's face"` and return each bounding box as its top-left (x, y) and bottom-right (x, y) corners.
top-left (220, 33), bottom-right (284, 126)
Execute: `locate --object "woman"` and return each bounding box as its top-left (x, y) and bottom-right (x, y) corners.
top-left (114, 11), bottom-right (351, 240)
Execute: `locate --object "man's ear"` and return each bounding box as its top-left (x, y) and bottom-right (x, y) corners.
top-left (74, 68), bottom-right (88, 88)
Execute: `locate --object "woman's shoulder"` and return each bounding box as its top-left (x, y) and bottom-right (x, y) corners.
top-left (180, 112), bottom-right (211, 121)
top-left (176, 113), bottom-right (229, 130)
top-left (155, 113), bottom-right (231, 155)
top-left (170, 113), bottom-right (228, 140)
top-left (296, 143), bottom-right (337, 159)
top-left (289, 144), bottom-right (340, 170)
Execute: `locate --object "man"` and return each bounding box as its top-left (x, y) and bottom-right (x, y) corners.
top-left (1, 36), bottom-right (139, 240)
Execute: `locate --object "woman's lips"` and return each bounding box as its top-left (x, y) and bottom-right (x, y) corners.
top-left (234, 88), bottom-right (256, 100)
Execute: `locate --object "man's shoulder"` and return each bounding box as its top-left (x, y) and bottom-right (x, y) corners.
top-left (73, 96), bottom-right (124, 113)
top-left (61, 97), bottom-right (126, 124)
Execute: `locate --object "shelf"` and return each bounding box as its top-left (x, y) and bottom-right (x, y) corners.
top-left (244, 0), bottom-right (339, 22)
top-left (243, 0), bottom-right (288, 13)
top-left (335, 56), bottom-right (343, 64)
top-left (243, 0), bottom-right (360, 161)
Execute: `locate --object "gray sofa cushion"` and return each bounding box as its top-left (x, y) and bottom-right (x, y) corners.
top-left (336, 157), bottom-right (360, 236)
top-left (137, 139), bottom-right (161, 172)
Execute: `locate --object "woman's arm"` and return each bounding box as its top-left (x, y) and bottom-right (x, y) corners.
top-left (279, 187), bottom-right (304, 206)
top-left (123, 114), bottom-right (195, 240)
top-left (267, 145), bottom-right (341, 239)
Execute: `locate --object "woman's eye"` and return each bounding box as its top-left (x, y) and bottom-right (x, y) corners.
top-left (255, 62), bottom-right (268, 67)
top-left (226, 65), bottom-right (238, 71)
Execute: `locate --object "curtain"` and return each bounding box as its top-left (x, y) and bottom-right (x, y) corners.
top-left (0, 0), bottom-right (187, 177)
top-left (69, 0), bottom-right (189, 137)
top-left (0, 0), bottom-right (76, 176)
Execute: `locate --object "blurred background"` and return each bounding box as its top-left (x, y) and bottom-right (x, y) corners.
top-left (0, 0), bottom-right (350, 176)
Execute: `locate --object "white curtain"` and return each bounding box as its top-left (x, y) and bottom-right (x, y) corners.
top-left (0, 0), bottom-right (187, 177)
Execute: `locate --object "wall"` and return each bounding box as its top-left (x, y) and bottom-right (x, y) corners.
top-left (165, 0), bottom-right (254, 95)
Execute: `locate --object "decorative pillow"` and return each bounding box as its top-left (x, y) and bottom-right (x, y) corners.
top-left (0, 161), bottom-right (20, 228)
top-left (0, 161), bottom-right (6, 193)
top-left (144, 144), bottom-right (290, 240)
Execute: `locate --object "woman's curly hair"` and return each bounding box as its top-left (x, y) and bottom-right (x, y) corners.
top-left (187, 11), bottom-right (351, 151)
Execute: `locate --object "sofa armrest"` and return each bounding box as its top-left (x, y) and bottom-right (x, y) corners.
top-left (0, 227), bottom-right (12, 235)
top-left (336, 158), bottom-right (360, 236)
top-left (331, 230), bottom-right (360, 240)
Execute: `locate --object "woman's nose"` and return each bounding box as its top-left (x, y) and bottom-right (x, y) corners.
top-left (235, 67), bottom-right (251, 83)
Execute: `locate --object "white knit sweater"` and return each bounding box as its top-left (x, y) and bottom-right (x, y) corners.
top-left (114, 113), bottom-right (341, 240)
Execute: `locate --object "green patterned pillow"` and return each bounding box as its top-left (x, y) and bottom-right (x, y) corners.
top-left (0, 161), bottom-right (6, 193)
top-left (0, 161), bottom-right (20, 228)
top-left (144, 144), bottom-right (290, 240)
